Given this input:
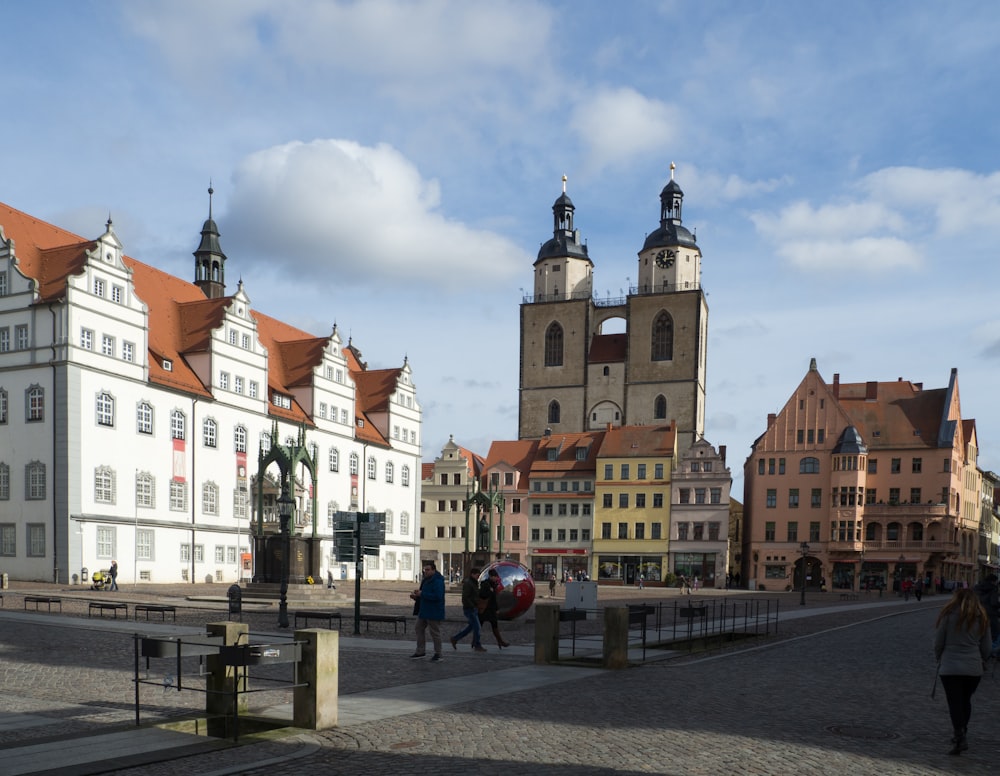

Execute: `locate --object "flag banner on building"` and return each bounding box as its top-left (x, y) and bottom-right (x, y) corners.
top-left (236, 451), bottom-right (247, 482)
top-left (172, 438), bottom-right (186, 482)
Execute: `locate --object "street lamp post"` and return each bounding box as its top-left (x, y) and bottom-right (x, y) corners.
top-left (277, 484), bottom-right (294, 628)
top-left (799, 541), bottom-right (810, 606)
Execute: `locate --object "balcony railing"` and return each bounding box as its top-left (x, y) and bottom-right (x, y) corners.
top-left (863, 503), bottom-right (949, 518)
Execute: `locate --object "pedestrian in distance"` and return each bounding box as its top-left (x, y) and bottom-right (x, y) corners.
top-left (478, 568), bottom-right (510, 649)
top-left (451, 567), bottom-right (486, 652)
top-left (109, 560), bottom-right (119, 592)
top-left (933, 587), bottom-right (992, 755)
top-left (548, 572), bottom-right (556, 598)
top-left (410, 561), bottom-right (446, 662)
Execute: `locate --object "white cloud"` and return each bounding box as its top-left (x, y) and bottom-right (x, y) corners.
top-left (860, 166), bottom-right (1000, 236)
top-left (570, 87), bottom-right (679, 174)
top-left (224, 138), bottom-right (528, 290)
top-left (124, 0), bottom-right (553, 102)
top-left (775, 236), bottom-right (922, 273)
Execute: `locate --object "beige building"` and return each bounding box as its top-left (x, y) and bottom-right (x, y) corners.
top-left (518, 168), bottom-right (707, 452)
top-left (743, 359), bottom-right (982, 592)
top-left (419, 436), bottom-right (484, 580)
top-left (671, 439), bottom-right (732, 587)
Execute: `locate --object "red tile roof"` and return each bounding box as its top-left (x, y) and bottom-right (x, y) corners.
top-left (588, 333), bottom-right (627, 363)
top-left (598, 423), bottom-right (677, 458)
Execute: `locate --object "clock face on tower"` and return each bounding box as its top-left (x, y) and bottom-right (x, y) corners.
top-left (654, 249), bottom-right (676, 268)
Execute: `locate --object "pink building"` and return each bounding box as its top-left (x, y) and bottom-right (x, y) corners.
top-left (743, 360), bottom-right (981, 592)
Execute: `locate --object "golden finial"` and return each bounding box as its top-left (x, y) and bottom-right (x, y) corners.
top-left (670, 161), bottom-right (676, 180)
top-left (562, 174), bottom-right (568, 193)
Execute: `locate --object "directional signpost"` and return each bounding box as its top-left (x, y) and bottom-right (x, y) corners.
top-left (334, 511), bottom-right (386, 634)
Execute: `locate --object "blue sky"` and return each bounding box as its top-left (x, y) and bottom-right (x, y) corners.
top-left (5, 1), bottom-right (1000, 492)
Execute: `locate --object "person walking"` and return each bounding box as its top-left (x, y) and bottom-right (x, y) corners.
top-left (451, 567), bottom-right (486, 652)
top-left (410, 561), bottom-right (446, 662)
top-left (478, 568), bottom-right (509, 648)
top-left (548, 572), bottom-right (556, 598)
top-left (108, 560), bottom-right (119, 592)
top-left (933, 587), bottom-right (992, 755)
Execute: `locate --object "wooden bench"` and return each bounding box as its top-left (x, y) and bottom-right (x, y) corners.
top-left (88, 601), bottom-right (128, 618)
top-left (294, 610), bottom-right (342, 629)
top-left (134, 604), bottom-right (177, 621)
top-left (24, 596), bottom-right (62, 612)
top-left (357, 613), bottom-right (407, 633)
top-left (839, 592), bottom-right (859, 601)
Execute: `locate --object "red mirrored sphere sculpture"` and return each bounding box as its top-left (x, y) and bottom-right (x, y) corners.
top-left (480, 560), bottom-right (535, 620)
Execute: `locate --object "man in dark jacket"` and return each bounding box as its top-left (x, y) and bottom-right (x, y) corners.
top-left (410, 561), bottom-right (446, 661)
top-left (450, 568), bottom-right (486, 652)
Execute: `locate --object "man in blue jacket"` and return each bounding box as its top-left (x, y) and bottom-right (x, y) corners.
top-left (410, 560), bottom-right (446, 661)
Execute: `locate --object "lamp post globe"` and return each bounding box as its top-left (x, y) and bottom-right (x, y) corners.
top-left (277, 485), bottom-right (293, 628)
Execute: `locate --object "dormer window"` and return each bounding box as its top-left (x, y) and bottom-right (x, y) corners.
top-left (356, 418), bottom-right (364, 428)
top-left (163, 359), bottom-right (173, 372)
top-left (272, 393), bottom-right (291, 410)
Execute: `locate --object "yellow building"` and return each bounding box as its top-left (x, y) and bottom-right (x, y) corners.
top-left (592, 424), bottom-right (676, 585)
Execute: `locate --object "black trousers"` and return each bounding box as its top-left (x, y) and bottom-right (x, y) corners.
top-left (940, 674), bottom-right (981, 731)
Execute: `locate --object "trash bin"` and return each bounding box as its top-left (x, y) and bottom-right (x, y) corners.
top-left (1, 572), bottom-right (7, 589)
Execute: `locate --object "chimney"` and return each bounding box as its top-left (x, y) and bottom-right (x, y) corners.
top-left (719, 445), bottom-right (727, 464)
top-left (866, 381), bottom-right (878, 401)
top-left (832, 373), bottom-right (840, 399)
top-left (767, 413), bottom-right (776, 427)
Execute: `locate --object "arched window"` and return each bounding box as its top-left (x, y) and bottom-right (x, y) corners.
top-left (651, 311), bottom-right (673, 361)
top-left (548, 400), bottom-right (561, 424)
top-left (234, 425), bottom-right (247, 453)
top-left (544, 322), bottom-right (563, 366)
top-left (329, 447), bottom-right (339, 472)
top-left (654, 395), bottom-right (667, 419)
top-left (800, 457), bottom-right (820, 474)
top-left (349, 452), bottom-right (359, 475)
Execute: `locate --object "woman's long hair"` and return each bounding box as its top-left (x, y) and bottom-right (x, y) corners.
top-left (935, 587), bottom-right (989, 634)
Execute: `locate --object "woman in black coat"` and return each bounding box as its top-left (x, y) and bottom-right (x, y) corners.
top-left (478, 568), bottom-right (510, 648)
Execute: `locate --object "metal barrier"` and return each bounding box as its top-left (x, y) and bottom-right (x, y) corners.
top-left (133, 632), bottom-right (305, 741)
top-left (551, 599), bottom-right (781, 664)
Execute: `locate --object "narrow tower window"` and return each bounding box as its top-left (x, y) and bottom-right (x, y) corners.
top-left (654, 395), bottom-right (667, 419)
top-left (651, 311), bottom-right (673, 361)
top-left (548, 400), bottom-right (561, 424)
top-left (544, 322), bottom-right (564, 366)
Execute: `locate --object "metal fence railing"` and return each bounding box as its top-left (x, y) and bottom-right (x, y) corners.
top-left (556, 598), bottom-right (781, 662)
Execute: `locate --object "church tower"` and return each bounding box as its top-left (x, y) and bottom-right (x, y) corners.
top-left (193, 185), bottom-right (227, 299)
top-left (518, 166), bottom-right (707, 451)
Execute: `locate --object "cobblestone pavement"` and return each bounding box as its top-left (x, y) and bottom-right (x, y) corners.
top-left (1, 581), bottom-right (997, 774)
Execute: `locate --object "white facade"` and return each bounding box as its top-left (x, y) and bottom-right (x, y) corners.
top-left (0, 210), bottom-right (422, 584)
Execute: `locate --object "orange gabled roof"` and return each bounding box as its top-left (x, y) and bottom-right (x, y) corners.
top-left (531, 431), bottom-right (605, 475)
top-left (598, 423), bottom-right (676, 458)
top-left (354, 368), bottom-right (401, 415)
top-left (485, 440), bottom-right (539, 477)
top-left (176, 297), bottom-right (230, 352)
top-left (452, 445), bottom-right (486, 478)
top-left (838, 380), bottom-right (945, 449)
top-left (421, 462), bottom-right (435, 481)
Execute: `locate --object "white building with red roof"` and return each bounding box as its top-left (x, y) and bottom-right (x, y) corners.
top-left (0, 195), bottom-right (421, 584)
